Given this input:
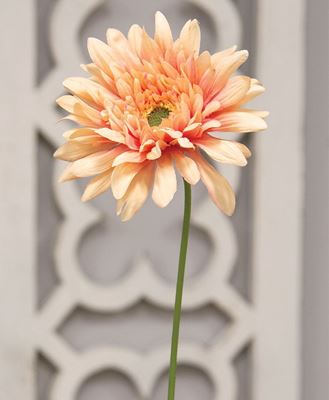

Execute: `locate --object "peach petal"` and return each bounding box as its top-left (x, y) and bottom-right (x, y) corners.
top-left (55, 14), bottom-right (267, 217)
top-left (112, 150), bottom-right (146, 166)
top-left (152, 154), bottom-right (177, 207)
top-left (70, 146), bottom-right (124, 177)
top-left (236, 143), bottom-right (252, 158)
top-left (192, 93), bottom-right (204, 114)
top-left (214, 76), bottom-right (251, 109)
top-left (161, 60), bottom-right (180, 79)
top-left (116, 78), bottom-right (133, 99)
top-left (95, 128), bottom-right (125, 143)
top-left (195, 51), bottom-right (212, 81)
top-left (173, 137), bottom-right (195, 149)
top-left (202, 101), bottom-right (221, 118)
top-left (146, 141), bottom-right (162, 160)
top-left (63, 77), bottom-right (113, 110)
top-left (54, 141), bottom-right (108, 162)
top-left (183, 122), bottom-right (202, 133)
top-left (62, 114), bottom-right (96, 127)
top-left (81, 63), bottom-right (118, 94)
top-left (195, 137), bottom-right (247, 166)
top-left (239, 79), bottom-right (265, 104)
top-left (242, 109), bottom-right (270, 118)
top-left (106, 28), bottom-right (126, 45)
top-left (140, 139), bottom-right (156, 152)
top-left (218, 111), bottom-right (267, 133)
top-left (107, 31), bottom-right (141, 69)
top-left (211, 45), bottom-right (237, 64)
top-left (68, 135), bottom-right (104, 145)
top-left (201, 119), bottom-right (222, 133)
top-left (206, 50), bottom-right (249, 99)
top-left (173, 153), bottom-right (200, 185)
top-left (213, 47), bottom-right (245, 70)
top-left (192, 152), bottom-right (236, 215)
top-left (63, 128), bottom-right (96, 139)
top-left (161, 128), bottom-right (183, 140)
top-left (87, 38), bottom-right (114, 77)
top-left (117, 163), bottom-right (154, 221)
top-left (111, 162), bottom-right (146, 199)
top-left (58, 165), bottom-right (78, 183)
top-left (57, 95), bottom-right (103, 126)
top-left (81, 170), bottom-right (113, 201)
top-left (140, 30), bottom-right (162, 61)
top-left (178, 19), bottom-right (201, 56)
top-left (155, 12), bottom-right (173, 51)
top-left (127, 24), bottom-right (143, 56)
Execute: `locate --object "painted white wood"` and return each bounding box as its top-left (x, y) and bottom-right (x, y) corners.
top-left (252, 0), bottom-right (305, 399)
top-left (0, 0), bottom-right (304, 399)
top-left (0, 1), bottom-right (36, 399)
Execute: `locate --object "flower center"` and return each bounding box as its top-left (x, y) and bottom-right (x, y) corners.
top-left (147, 106), bottom-right (170, 127)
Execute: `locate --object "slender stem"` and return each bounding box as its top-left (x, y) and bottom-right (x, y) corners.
top-left (167, 179), bottom-right (192, 400)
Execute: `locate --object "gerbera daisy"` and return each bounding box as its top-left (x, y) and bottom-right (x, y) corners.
top-left (54, 12), bottom-right (267, 221)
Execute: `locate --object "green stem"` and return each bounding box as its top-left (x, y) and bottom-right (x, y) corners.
top-left (167, 179), bottom-right (192, 400)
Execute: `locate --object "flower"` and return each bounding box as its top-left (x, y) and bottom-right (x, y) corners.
top-left (54, 12), bottom-right (267, 221)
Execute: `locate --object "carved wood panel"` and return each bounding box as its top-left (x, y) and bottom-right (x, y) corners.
top-left (0, 0), bottom-right (304, 399)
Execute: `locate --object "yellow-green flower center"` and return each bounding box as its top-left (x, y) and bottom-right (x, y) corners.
top-left (147, 106), bottom-right (170, 127)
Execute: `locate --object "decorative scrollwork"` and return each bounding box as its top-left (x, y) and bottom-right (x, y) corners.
top-left (35, 1), bottom-right (255, 399)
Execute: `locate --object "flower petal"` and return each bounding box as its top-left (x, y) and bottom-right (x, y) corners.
top-left (161, 128), bottom-right (183, 140)
top-left (58, 164), bottom-right (78, 183)
top-left (81, 62), bottom-right (118, 94)
top-left (239, 79), bottom-right (265, 104)
top-left (173, 152), bottom-right (200, 185)
top-left (242, 109), bottom-right (269, 118)
top-left (57, 95), bottom-right (103, 126)
top-left (140, 139), bottom-right (156, 152)
top-left (214, 49), bottom-right (248, 76)
top-left (116, 78), bottom-right (133, 98)
top-left (63, 128), bottom-right (96, 140)
top-left (146, 140), bottom-right (168, 160)
top-left (112, 150), bottom-right (146, 166)
top-left (183, 122), bottom-right (202, 133)
top-left (202, 101), bottom-right (221, 118)
top-left (205, 50), bottom-right (249, 100)
top-left (54, 14), bottom-right (267, 222)
top-left (178, 19), bottom-right (201, 56)
top-left (127, 24), bottom-right (143, 56)
top-left (155, 12), bottom-right (173, 50)
top-left (201, 119), bottom-right (221, 133)
top-left (215, 76), bottom-right (251, 109)
top-left (70, 146), bottom-right (124, 177)
top-left (81, 170), bottom-right (113, 201)
top-left (218, 111), bottom-right (267, 133)
top-left (106, 28), bottom-right (141, 68)
top-left (211, 45), bottom-right (237, 64)
top-left (87, 38), bottom-right (114, 77)
top-left (53, 141), bottom-right (107, 161)
top-left (191, 152), bottom-right (236, 215)
top-left (116, 163), bottom-right (154, 221)
top-left (95, 128), bottom-right (125, 143)
top-left (195, 137), bottom-right (248, 166)
top-left (236, 143), bottom-right (252, 158)
top-left (63, 77), bottom-right (113, 110)
top-left (111, 162), bottom-right (146, 199)
top-left (172, 137), bottom-right (195, 149)
top-left (152, 154), bottom-right (177, 207)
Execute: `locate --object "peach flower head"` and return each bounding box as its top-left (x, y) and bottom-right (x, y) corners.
top-left (55, 12), bottom-right (267, 221)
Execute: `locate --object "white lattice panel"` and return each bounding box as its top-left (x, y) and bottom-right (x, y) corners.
top-left (0, 0), bottom-right (304, 399)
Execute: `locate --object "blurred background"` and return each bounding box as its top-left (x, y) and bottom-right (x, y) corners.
top-left (0, 0), bottom-right (328, 399)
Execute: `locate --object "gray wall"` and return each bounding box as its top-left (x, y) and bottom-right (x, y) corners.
top-left (303, 0), bottom-right (329, 398)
